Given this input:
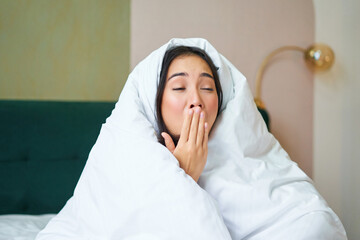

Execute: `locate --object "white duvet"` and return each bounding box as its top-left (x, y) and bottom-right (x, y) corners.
top-left (36, 38), bottom-right (346, 239)
top-left (0, 214), bottom-right (54, 240)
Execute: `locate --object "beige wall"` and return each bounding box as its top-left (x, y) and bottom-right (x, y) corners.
top-left (131, 0), bottom-right (315, 176)
top-left (313, 0), bottom-right (360, 238)
top-left (0, 0), bottom-right (130, 101)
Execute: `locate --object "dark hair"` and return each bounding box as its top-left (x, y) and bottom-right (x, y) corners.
top-left (155, 46), bottom-right (223, 146)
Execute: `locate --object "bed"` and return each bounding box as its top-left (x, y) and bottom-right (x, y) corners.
top-left (0, 100), bottom-right (115, 239)
top-left (0, 96), bottom-right (346, 239)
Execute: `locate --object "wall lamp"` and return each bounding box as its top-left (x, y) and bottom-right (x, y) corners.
top-left (254, 43), bottom-right (335, 130)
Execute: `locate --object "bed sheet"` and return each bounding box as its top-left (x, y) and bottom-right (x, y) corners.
top-left (0, 214), bottom-right (54, 240)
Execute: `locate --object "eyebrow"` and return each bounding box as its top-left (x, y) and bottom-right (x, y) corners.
top-left (167, 72), bottom-right (214, 81)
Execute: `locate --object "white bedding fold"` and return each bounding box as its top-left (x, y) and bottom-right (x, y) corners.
top-left (0, 214), bottom-right (55, 240)
top-left (36, 38), bottom-right (346, 240)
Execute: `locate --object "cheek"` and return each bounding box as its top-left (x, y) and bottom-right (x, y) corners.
top-left (161, 92), bottom-right (186, 134)
top-left (162, 94), bottom-right (185, 114)
top-left (208, 97), bottom-right (218, 112)
top-left (206, 96), bottom-right (219, 126)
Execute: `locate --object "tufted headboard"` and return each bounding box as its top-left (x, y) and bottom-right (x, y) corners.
top-left (0, 100), bottom-right (115, 214)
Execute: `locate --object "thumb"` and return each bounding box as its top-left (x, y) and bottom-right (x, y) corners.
top-left (161, 132), bottom-right (176, 153)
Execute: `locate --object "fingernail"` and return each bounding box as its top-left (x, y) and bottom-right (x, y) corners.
top-left (195, 107), bottom-right (200, 113)
top-left (205, 122), bottom-right (208, 128)
top-left (188, 109), bottom-right (193, 115)
top-left (200, 112), bottom-right (204, 118)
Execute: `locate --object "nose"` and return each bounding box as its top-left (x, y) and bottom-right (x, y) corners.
top-left (190, 103), bottom-right (202, 109)
top-left (189, 90), bottom-right (203, 109)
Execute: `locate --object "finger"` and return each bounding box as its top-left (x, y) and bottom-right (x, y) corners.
top-left (203, 122), bottom-right (209, 149)
top-left (178, 109), bottom-right (193, 145)
top-left (196, 111), bottom-right (205, 146)
top-left (161, 132), bottom-right (176, 153)
top-left (188, 107), bottom-right (201, 144)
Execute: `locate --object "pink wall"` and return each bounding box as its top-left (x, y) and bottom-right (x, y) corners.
top-left (131, 0), bottom-right (314, 177)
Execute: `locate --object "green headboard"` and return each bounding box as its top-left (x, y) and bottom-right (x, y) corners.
top-left (0, 100), bottom-right (115, 214)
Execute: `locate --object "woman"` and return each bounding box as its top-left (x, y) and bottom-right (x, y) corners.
top-left (156, 46), bottom-right (222, 182)
top-left (37, 38), bottom-right (346, 240)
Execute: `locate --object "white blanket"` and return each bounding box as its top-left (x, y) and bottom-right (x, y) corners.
top-left (36, 38), bottom-right (346, 239)
top-left (0, 214), bottom-right (54, 240)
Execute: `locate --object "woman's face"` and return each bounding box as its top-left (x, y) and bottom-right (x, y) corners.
top-left (161, 55), bottom-right (219, 138)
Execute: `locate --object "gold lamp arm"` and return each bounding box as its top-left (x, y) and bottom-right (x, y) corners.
top-left (254, 46), bottom-right (305, 109)
top-left (254, 43), bottom-right (335, 110)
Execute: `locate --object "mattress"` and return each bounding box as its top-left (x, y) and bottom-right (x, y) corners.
top-left (0, 214), bottom-right (55, 240)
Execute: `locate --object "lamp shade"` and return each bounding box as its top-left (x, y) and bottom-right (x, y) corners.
top-left (304, 43), bottom-right (335, 71)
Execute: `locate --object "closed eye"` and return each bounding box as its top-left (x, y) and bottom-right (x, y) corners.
top-left (172, 88), bottom-right (185, 91)
top-left (201, 88), bottom-right (215, 91)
